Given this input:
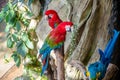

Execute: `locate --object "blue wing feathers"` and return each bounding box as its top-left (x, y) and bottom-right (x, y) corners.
top-left (98, 49), bottom-right (105, 62)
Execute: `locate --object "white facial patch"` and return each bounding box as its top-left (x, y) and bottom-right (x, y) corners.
top-left (65, 25), bottom-right (71, 32)
top-left (45, 14), bottom-right (53, 20)
top-left (49, 14), bottom-right (53, 18)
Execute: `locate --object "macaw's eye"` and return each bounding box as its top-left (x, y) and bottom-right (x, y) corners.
top-left (48, 15), bottom-right (51, 19)
top-left (48, 14), bottom-right (53, 19)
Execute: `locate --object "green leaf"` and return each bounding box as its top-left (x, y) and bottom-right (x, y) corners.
top-left (5, 10), bottom-right (16, 26)
top-left (9, 11), bottom-right (16, 26)
top-left (16, 21), bottom-right (21, 31)
top-left (16, 40), bottom-right (23, 47)
top-left (11, 52), bottom-right (21, 67)
top-left (7, 37), bottom-right (14, 48)
top-left (0, 11), bottom-right (4, 22)
top-left (8, 2), bottom-right (12, 9)
top-left (28, 0), bottom-right (34, 6)
top-left (10, 9), bottom-right (16, 19)
top-left (18, 0), bottom-right (24, 3)
top-left (26, 11), bottom-right (34, 17)
top-left (16, 56), bottom-right (21, 67)
top-left (5, 24), bottom-right (11, 32)
top-left (0, 18), bottom-right (3, 22)
top-left (25, 39), bottom-right (34, 49)
top-left (3, 4), bottom-right (9, 12)
top-left (12, 33), bottom-right (18, 42)
top-left (5, 13), bottom-right (11, 23)
top-left (6, 33), bottom-right (11, 37)
top-left (22, 19), bottom-right (29, 26)
top-left (17, 41), bottom-right (28, 57)
top-left (22, 32), bottom-right (29, 42)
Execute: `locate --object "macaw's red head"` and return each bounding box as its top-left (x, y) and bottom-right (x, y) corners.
top-left (45, 10), bottom-right (62, 29)
top-left (56, 22), bottom-right (73, 34)
top-left (45, 10), bottom-right (58, 20)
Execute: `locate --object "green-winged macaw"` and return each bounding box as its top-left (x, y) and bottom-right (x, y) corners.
top-left (38, 22), bottom-right (73, 75)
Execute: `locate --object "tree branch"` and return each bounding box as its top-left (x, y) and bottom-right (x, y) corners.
top-left (103, 63), bottom-right (119, 80)
top-left (55, 45), bottom-right (65, 80)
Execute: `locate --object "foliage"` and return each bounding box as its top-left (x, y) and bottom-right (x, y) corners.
top-left (0, 0), bottom-right (44, 79)
top-left (66, 25), bottom-right (78, 58)
top-left (0, 1), bottom-right (33, 66)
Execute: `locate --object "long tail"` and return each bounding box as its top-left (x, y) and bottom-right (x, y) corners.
top-left (98, 29), bottom-right (120, 62)
top-left (41, 56), bottom-right (49, 76)
top-left (105, 29), bottom-right (119, 58)
top-left (40, 48), bottom-right (51, 76)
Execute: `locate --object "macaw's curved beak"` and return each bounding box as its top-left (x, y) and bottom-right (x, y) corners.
top-left (65, 25), bottom-right (72, 32)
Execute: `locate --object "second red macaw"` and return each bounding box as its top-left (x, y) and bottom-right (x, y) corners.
top-left (45, 9), bottom-right (62, 29)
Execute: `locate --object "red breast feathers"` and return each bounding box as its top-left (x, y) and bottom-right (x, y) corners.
top-left (48, 22), bottom-right (73, 44)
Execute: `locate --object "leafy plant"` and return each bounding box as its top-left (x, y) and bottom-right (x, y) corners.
top-left (0, 0), bottom-right (43, 78)
top-left (0, 1), bottom-right (33, 66)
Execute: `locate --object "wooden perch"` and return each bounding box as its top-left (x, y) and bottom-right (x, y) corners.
top-left (46, 58), bottom-right (55, 80)
top-left (55, 45), bottom-right (65, 80)
top-left (45, 55), bottom-right (58, 80)
top-left (69, 60), bottom-right (89, 80)
top-left (46, 45), bottom-right (65, 80)
top-left (103, 63), bottom-right (119, 80)
top-left (49, 56), bottom-right (57, 80)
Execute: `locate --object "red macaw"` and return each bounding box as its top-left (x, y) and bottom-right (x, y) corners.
top-left (38, 22), bottom-right (73, 75)
top-left (45, 10), bottom-right (62, 29)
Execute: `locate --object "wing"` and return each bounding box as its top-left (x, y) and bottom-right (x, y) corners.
top-left (45, 31), bottom-right (64, 49)
top-left (39, 41), bottom-right (51, 54)
top-left (98, 49), bottom-right (105, 63)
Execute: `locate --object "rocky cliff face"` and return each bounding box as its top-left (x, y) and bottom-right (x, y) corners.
top-left (36, 0), bottom-right (112, 79)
